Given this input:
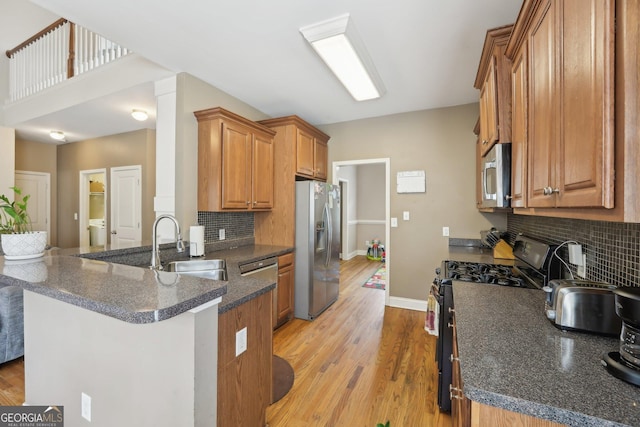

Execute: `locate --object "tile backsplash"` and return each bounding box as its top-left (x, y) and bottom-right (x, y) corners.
top-left (507, 214), bottom-right (640, 288)
top-left (197, 211), bottom-right (254, 244)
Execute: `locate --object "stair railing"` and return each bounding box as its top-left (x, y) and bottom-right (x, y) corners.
top-left (5, 19), bottom-right (131, 102)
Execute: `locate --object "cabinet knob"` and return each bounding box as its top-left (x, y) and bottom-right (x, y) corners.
top-left (552, 188), bottom-right (560, 194)
top-left (543, 186), bottom-right (553, 196)
top-left (450, 354), bottom-right (460, 363)
top-left (505, 195), bottom-right (513, 200)
top-left (448, 307), bottom-right (455, 314)
top-left (448, 322), bottom-right (454, 329)
top-left (482, 140), bottom-right (488, 145)
top-left (246, 201), bottom-right (251, 205)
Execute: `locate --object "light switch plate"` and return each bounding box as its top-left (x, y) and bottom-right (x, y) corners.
top-left (81, 392), bottom-right (91, 421)
top-left (442, 227), bottom-right (450, 237)
top-left (391, 218), bottom-right (398, 228)
top-left (403, 211), bottom-right (410, 220)
top-left (236, 327), bottom-right (247, 356)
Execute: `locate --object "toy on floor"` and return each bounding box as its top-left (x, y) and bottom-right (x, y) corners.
top-left (367, 239), bottom-right (385, 261)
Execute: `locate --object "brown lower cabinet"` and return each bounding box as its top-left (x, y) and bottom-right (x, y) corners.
top-left (218, 291), bottom-right (273, 427)
top-left (275, 253), bottom-right (294, 329)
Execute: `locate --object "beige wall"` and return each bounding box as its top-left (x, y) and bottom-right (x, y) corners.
top-left (15, 138), bottom-right (58, 245)
top-left (57, 129), bottom-right (156, 248)
top-left (0, 127), bottom-right (15, 198)
top-left (174, 73), bottom-right (270, 227)
top-left (322, 103), bottom-right (507, 301)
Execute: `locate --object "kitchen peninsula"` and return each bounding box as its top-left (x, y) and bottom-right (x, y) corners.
top-left (0, 239), bottom-right (290, 427)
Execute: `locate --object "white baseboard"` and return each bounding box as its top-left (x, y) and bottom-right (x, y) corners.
top-left (388, 296), bottom-right (427, 312)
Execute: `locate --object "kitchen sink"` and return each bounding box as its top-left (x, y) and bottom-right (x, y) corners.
top-left (164, 259), bottom-right (228, 281)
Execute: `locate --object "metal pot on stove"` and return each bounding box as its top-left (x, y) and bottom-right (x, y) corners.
top-left (602, 287), bottom-right (640, 387)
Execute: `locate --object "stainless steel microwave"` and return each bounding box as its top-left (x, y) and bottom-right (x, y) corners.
top-left (482, 143), bottom-right (511, 208)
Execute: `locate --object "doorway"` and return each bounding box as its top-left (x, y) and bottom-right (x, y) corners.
top-left (15, 171), bottom-right (51, 244)
top-left (79, 169), bottom-right (107, 247)
top-left (110, 165), bottom-right (142, 247)
top-left (333, 158), bottom-right (390, 306)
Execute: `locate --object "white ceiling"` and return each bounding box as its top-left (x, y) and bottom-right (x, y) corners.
top-left (2, 0), bottom-right (523, 144)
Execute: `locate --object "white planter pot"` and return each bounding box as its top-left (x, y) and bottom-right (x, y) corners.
top-left (1, 231), bottom-right (47, 260)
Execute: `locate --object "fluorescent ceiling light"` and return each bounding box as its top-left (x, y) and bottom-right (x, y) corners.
top-left (131, 109), bottom-right (148, 121)
top-left (49, 130), bottom-right (65, 141)
top-left (300, 14), bottom-right (385, 101)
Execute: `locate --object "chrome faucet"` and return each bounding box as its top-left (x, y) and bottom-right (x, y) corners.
top-left (150, 214), bottom-right (185, 270)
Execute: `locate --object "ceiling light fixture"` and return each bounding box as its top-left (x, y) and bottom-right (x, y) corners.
top-left (131, 109), bottom-right (148, 121)
top-left (300, 14), bottom-right (385, 101)
top-left (49, 130), bottom-right (65, 141)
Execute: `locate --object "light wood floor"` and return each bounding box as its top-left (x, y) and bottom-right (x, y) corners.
top-left (266, 256), bottom-right (451, 427)
top-left (0, 256), bottom-right (451, 427)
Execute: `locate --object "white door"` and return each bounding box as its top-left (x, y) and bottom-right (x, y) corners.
top-left (110, 166), bottom-right (142, 247)
top-left (15, 171), bottom-right (50, 244)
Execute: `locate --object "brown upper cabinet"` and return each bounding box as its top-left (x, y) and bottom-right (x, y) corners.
top-left (194, 107), bottom-right (275, 212)
top-left (291, 123), bottom-right (330, 181)
top-left (474, 25), bottom-right (513, 157)
top-left (505, 0), bottom-right (640, 222)
top-left (254, 115), bottom-right (330, 247)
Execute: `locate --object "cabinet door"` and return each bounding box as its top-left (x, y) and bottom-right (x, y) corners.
top-left (556, 0), bottom-right (614, 208)
top-left (451, 316), bottom-right (470, 427)
top-left (296, 129), bottom-right (315, 177)
top-left (276, 264), bottom-right (294, 327)
top-left (479, 58), bottom-right (499, 157)
top-left (510, 43), bottom-right (528, 208)
top-left (314, 139), bottom-right (328, 180)
top-left (221, 121), bottom-right (252, 209)
top-left (252, 132), bottom-right (274, 210)
top-left (527, 0), bottom-right (557, 207)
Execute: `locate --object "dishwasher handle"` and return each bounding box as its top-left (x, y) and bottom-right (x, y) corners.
top-left (239, 257), bottom-right (278, 275)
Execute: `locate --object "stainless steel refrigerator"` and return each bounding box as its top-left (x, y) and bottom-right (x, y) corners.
top-left (294, 181), bottom-right (341, 320)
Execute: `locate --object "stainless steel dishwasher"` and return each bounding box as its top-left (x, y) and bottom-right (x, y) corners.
top-left (239, 256), bottom-right (278, 327)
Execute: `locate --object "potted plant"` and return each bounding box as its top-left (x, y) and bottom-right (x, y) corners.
top-left (0, 186), bottom-right (47, 260)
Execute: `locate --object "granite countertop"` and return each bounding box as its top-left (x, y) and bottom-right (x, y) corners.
top-left (452, 281), bottom-right (640, 427)
top-left (0, 240), bottom-right (292, 323)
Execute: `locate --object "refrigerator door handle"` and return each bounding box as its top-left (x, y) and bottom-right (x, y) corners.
top-left (324, 203), bottom-right (331, 267)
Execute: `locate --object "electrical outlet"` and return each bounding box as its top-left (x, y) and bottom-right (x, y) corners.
top-left (568, 244), bottom-right (583, 265)
top-left (81, 392), bottom-right (91, 421)
top-left (577, 254), bottom-right (587, 278)
top-left (442, 227), bottom-right (450, 237)
top-left (219, 229), bottom-right (225, 240)
top-left (236, 327), bottom-right (247, 356)
top-left (365, 240), bottom-right (370, 246)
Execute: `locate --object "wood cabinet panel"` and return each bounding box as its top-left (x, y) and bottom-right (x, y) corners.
top-left (510, 43), bottom-right (528, 207)
top-left (556, 0), bottom-right (614, 208)
top-left (475, 25), bottom-right (513, 159)
top-left (218, 291), bottom-right (273, 427)
top-left (221, 121), bottom-right (253, 209)
top-left (195, 107), bottom-right (275, 212)
top-left (275, 257), bottom-right (294, 329)
top-left (470, 401), bottom-right (564, 427)
top-left (527, 0), bottom-right (556, 208)
top-left (255, 116), bottom-right (330, 247)
top-left (252, 132), bottom-right (275, 209)
top-left (296, 129), bottom-right (315, 177)
top-left (314, 139), bottom-right (328, 180)
top-left (508, 0), bottom-right (615, 210)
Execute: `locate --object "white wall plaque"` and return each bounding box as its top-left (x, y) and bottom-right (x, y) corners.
top-left (397, 170), bottom-right (426, 193)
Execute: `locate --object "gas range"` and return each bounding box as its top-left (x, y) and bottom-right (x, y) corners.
top-left (431, 235), bottom-right (562, 413)
top-left (443, 260), bottom-right (531, 288)
top-left (437, 235), bottom-right (563, 290)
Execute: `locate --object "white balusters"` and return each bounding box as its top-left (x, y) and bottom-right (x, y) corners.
top-left (7, 20), bottom-right (131, 102)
